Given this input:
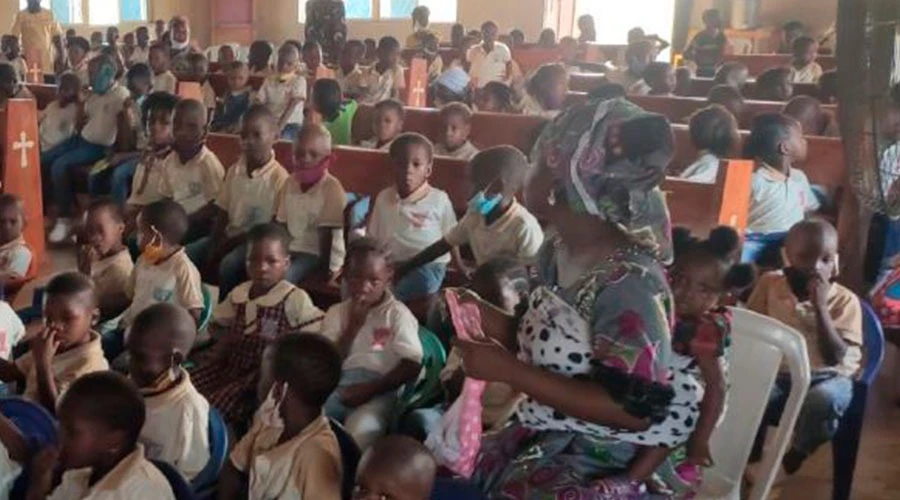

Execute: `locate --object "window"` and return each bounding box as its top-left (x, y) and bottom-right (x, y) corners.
top-left (19, 0), bottom-right (82, 24)
top-left (19, 0), bottom-right (146, 25)
top-left (575, 0), bottom-right (674, 58)
top-left (299, 0), bottom-right (456, 23)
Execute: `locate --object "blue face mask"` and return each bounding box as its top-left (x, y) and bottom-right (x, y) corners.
top-left (468, 190), bottom-right (502, 216)
top-left (91, 64), bottom-right (116, 95)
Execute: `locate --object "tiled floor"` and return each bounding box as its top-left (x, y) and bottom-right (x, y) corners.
top-left (23, 247), bottom-right (900, 499)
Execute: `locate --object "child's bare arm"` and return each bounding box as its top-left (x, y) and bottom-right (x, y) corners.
top-left (279, 97), bottom-right (303, 127)
top-left (318, 227), bottom-right (337, 280)
top-left (341, 359), bottom-right (421, 408)
top-left (0, 358), bottom-right (25, 387)
top-left (810, 274), bottom-right (848, 366)
top-left (217, 461), bottom-right (248, 500)
top-left (397, 239), bottom-right (453, 279)
top-left (0, 413), bottom-right (28, 463)
top-left (687, 355), bottom-right (726, 466)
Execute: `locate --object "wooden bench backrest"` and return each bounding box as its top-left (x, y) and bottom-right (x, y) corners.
top-left (208, 73), bottom-right (265, 97)
top-left (662, 160), bottom-right (754, 234)
top-left (350, 104), bottom-right (548, 154)
top-left (512, 47), bottom-right (562, 74)
top-left (687, 77), bottom-right (820, 99)
top-left (722, 53), bottom-right (836, 76)
top-left (27, 83), bottom-right (56, 110)
top-left (583, 44), bottom-right (626, 64)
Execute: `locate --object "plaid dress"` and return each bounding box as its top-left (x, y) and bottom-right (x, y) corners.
top-left (190, 281), bottom-right (323, 424)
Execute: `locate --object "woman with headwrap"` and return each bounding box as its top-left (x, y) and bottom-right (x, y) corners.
top-left (454, 97), bottom-right (703, 498)
top-left (305, 0), bottom-right (347, 65)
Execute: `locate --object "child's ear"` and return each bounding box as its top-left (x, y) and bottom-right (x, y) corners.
top-left (90, 306), bottom-right (100, 327)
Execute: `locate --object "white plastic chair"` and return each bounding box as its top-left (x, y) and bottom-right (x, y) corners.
top-left (697, 307), bottom-right (811, 500)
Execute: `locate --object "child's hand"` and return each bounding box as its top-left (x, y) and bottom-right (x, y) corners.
top-left (339, 382), bottom-right (375, 408)
top-left (687, 436), bottom-right (714, 467)
top-left (326, 270), bottom-right (342, 289)
top-left (808, 272), bottom-right (830, 310)
top-left (31, 327), bottom-right (61, 368)
top-left (76, 244), bottom-right (97, 274)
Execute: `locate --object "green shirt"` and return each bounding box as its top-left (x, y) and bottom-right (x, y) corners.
top-left (323, 99), bottom-right (358, 146)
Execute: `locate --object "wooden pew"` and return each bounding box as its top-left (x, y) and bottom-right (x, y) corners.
top-left (662, 161), bottom-right (754, 235)
top-left (583, 44), bottom-right (626, 65)
top-left (721, 54), bottom-right (836, 76)
top-left (208, 73), bottom-right (265, 97)
top-left (402, 48), bottom-right (461, 69)
top-left (350, 104), bottom-right (548, 154)
top-left (0, 99), bottom-right (46, 293)
top-left (26, 83), bottom-right (56, 110)
top-left (569, 72), bottom-right (608, 93)
top-left (512, 47), bottom-right (562, 74)
top-left (686, 77), bottom-right (820, 100)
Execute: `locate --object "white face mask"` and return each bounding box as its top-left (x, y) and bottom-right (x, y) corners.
top-left (171, 28), bottom-right (190, 50)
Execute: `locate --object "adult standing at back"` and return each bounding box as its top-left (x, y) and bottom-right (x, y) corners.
top-left (168, 16), bottom-right (201, 75)
top-left (306, 0), bottom-right (347, 65)
top-left (10, 0), bottom-right (62, 74)
top-left (406, 6), bottom-right (439, 49)
top-left (467, 21), bottom-right (513, 89)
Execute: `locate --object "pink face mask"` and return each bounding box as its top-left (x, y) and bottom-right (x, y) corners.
top-left (293, 153), bottom-right (336, 188)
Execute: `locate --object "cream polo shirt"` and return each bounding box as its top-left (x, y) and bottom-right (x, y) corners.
top-left (16, 332), bottom-right (109, 404)
top-left (140, 369), bottom-right (211, 481)
top-left (49, 444), bottom-right (175, 500)
top-left (89, 248), bottom-right (134, 310)
top-left (121, 249), bottom-right (204, 328)
top-left (127, 152), bottom-right (169, 207)
top-left (257, 74), bottom-right (307, 126)
top-left (434, 140), bottom-right (479, 161)
top-left (467, 42), bottom-right (512, 88)
top-left (336, 64), bottom-right (368, 98)
top-left (444, 201), bottom-right (544, 267)
top-left (275, 174), bottom-right (347, 265)
top-left (792, 62), bottom-right (823, 84)
top-left (39, 100), bottom-right (78, 151)
top-left (368, 184), bottom-right (457, 263)
top-left (158, 146), bottom-right (226, 215)
top-left (0, 236), bottom-right (32, 279)
top-left (213, 281), bottom-right (324, 339)
top-left (81, 84), bottom-right (130, 146)
top-left (231, 415), bottom-right (342, 500)
top-left (216, 155), bottom-right (290, 238)
top-left (152, 70), bottom-right (177, 94)
top-left (747, 165), bottom-right (820, 234)
top-left (362, 64), bottom-right (406, 103)
top-left (321, 293), bottom-right (423, 375)
top-left (0, 301), bottom-right (25, 361)
top-left (680, 152), bottom-right (721, 184)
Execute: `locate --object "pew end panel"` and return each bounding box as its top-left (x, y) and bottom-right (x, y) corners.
top-left (663, 159), bottom-right (753, 236)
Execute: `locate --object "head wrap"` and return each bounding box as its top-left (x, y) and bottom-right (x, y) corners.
top-left (533, 97), bottom-right (674, 263)
top-left (434, 67), bottom-right (470, 95)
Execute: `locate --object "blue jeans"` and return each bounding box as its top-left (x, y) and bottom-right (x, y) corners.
top-left (741, 231), bottom-right (788, 269)
top-left (879, 217), bottom-right (900, 283)
top-left (394, 262), bottom-right (446, 302)
top-left (88, 157), bottom-right (139, 206)
top-left (759, 371), bottom-right (854, 456)
top-left (286, 252), bottom-right (322, 285)
top-left (324, 368), bottom-right (385, 422)
top-left (41, 136), bottom-right (107, 216)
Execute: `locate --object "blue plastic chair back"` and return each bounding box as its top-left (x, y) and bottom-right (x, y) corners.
top-left (859, 301), bottom-right (885, 385)
top-left (151, 459), bottom-right (197, 500)
top-left (190, 408), bottom-right (229, 493)
top-left (0, 397), bottom-right (58, 450)
top-left (741, 231), bottom-right (788, 266)
top-left (329, 418), bottom-right (361, 500)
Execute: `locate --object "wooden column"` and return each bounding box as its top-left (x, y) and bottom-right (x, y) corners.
top-left (210, 0), bottom-right (255, 46)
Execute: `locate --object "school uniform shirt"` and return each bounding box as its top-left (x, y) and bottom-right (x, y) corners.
top-left (747, 165), bottom-right (821, 234)
top-left (748, 270), bottom-right (863, 376)
top-left (357, 138), bottom-right (392, 151)
top-left (39, 101), bottom-right (78, 151)
top-left (230, 414), bottom-right (342, 500)
top-left (321, 292), bottom-right (423, 374)
top-left (129, 45), bottom-right (149, 66)
top-left (467, 42), bottom-right (512, 88)
top-left (257, 74), bottom-right (307, 126)
top-left (16, 332), bottom-right (109, 404)
top-left (121, 249), bottom-right (204, 328)
top-left (0, 301), bottom-right (25, 360)
top-left (140, 368), bottom-right (211, 481)
top-left (792, 62), bottom-right (823, 84)
top-left (216, 155), bottom-right (290, 238)
top-left (213, 281), bottom-right (324, 337)
top-left (519, 93), bottom-right (559, 119)
top-left (158, 146), bottom-right (227, 215)
top-left (444, 201), bottom-right (544, 267)
top-left (879, 142), bottom-right (900, 196)
top-left (48, 444), bottom-right (175, 500)
top-left (0, 236), bottom-right (32, 279)
top-left (151, 70), bottom-right (178, 95)
top-left (368, 184), bottom-right (457, 263)
top-left (0, 440), bottom-right (21, 500)
top-left (0, 56), bottom-right (28, 81)
top-left (201, 81), bottom-right (217, 111)
top-left (81, 83), bottom-right (131, 147)
top-left (275, 173), bottom-right (347, 271)
top-left (362, 64), bottom-right (406, 103)
top-left (336, 65), bottom-right (368, 99)
top-left (680, 151), bottom-right (721, 184)
top-left (89, 248), bottom-right (134, 311)
top-left (127, 153), bottom-right (168, 207)
top-left (434, 141), bottom-right (479, 161)
top-left (627, 79), bottom-right (652, 96)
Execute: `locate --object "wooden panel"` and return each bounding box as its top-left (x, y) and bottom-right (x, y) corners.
top-left (569, 72), bottom-right (607, 93)
top-left (403, 58), bottom-right (428, 108)
top-left (176, 81), bottom-right (203, 101)
top-left (512, 47), bottom-right (562, 74)
top-left (207, 73), bottom-right (265, 97)
top-left (722, 53), bottom-right (836, 76)
top-left (687, 77), bottom-right (820, 99)
top-left (210, 0), bottom-right (254, 46)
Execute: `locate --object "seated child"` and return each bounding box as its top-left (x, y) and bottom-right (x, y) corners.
top-left (748, 219), bottom-right (861, 476)
top-left (354, 435), bottom-right (437, 500)
top-left (211, 61), bottom-right (254, 133)
top-left (321, 237), bottom-right (423, 449)
top-left (475, 81), bottom-right (515, 114)
top-left (707, 83), bottom-right (745, 120)
top-left (368, 133), bottom-right (458, 301)
top-left (745, 113), bottom-right (819, 236)
top-left (217, 44), bottom-right (236, 67)
top-left (129, 303), bottom-right (210, 481)
top-left (257, 43), bottom-right (307, 140)
top-left (204, 105), bottom-right (290, 296)
top-left (28, 372), bottom-right (176, 499)
top-left (778, 20), bottom-right (805, 54)
top-left (312, 78), bottom-right (358, 146)
top-left (300, 40), bottom-right (323, 78)
top-left (0, 35), bottom-right (27, 80)
top-left (520, 63), bottom-right (568, 118)
top-left (130, 27), bottom-right (151, 66)
top-left (0, 413), bottom-right (26, 498)
top-left (607, 39), bottom-right (653, 89)
top-left (65, 36), bottom-right (91, 85)
top-left (89, 31), bottom-right (103, 54)
top-left (713, 62), bottom-right (750, 89)
top-left (41, 55), bottom-right (130, 244)
top-left (434, 102), bottom-right (480, 160)
top-left (276, 124), bottom-right (348, 284)
top-left (680, 104), bottom-right (740, 183)
top-left (0, 63), bottom-right (32, 108)
top-left (0, 272), bottom-right (108, 411)
top-left (791, 36), bottom-right (823, 84)
top-left (191, 223), bottom-right (323, 424)
top-left (420, 32), bottom-right (444, 82)
top-left (182, 52), bottom-right (217, 112)
top-left (431, 67), bottom-right (471, 107)
top-left (78, 199), bottom-right (134, 322)
top-left (248, 40), bottom-right (273, 76)
top-left (631, 61), bottom-right (676, 96)
top-left (0, 299), bottom-right (25, 361)
top-left (359, 99), bottom-right (404, 150)
top-left (782, 95), bottom-right (837, 137)
top-left (126, 91), bottom-right (179, 231)
top-left (398, 146), bottom-right (544, 279)
top-left (149, 43), bottom-right (177, 94)
top-left (336, 40), bottom-right (367, 101)
top-left (683, 8), bottom-right (728, 77)
top-left (157, 99), bottom-right (226, 249)
top-left (755, 66), bottom-right (794, 102)
top-left (0, 194), bottom-right (33, 290)
top-left (219, 333), bottom-right (343, 499)
top-left (119, 200), bottom-right (203, 341)
top-left (674, 66), bottom-right (694, 96)
top-left (364, 36), bottom-right (405, 104)
top-left (39, 72), bottom-right (80, 152)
